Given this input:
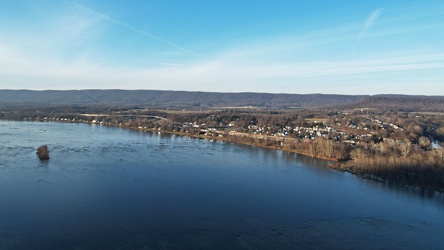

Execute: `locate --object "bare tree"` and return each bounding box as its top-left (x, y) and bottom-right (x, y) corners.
top-left (418, 136), bottom-right (431, 150)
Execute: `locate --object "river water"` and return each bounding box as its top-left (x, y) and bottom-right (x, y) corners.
top-left (1, 120), bottom-right (443, 249)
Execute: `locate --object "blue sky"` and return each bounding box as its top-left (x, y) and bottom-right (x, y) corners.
top-left (0, 0), bottom-right (443, 95)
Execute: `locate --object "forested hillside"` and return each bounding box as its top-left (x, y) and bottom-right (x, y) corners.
top-left (340, 95), bottom-right (444, 112)
top-left (0, 90), bottom-right (362, 108)
top-left (0, 90), bottom-right (443, 111)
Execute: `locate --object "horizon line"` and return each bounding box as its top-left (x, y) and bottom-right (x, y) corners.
top-left (0, 89), bottom-right (442, 97)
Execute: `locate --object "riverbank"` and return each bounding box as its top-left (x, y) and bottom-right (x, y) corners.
top-left (328, 162), bottom-right (444, 193)
top-left (77, 121), bottom-right (444, 193)
top-left (126, 126), bottom-right (344, 162)
top-left (2, 118), bottom-right (443, 192)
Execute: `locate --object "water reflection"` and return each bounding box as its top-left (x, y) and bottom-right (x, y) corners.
top-left (1, 120), bottom-right (444, 249)
top-left (432, 141), bottom-right (443, 149)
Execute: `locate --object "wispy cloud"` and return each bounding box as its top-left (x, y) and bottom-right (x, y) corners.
top-left (68, 1), bottom-right (197, 55)
top-left (2, 39), bottom-right (443, 94)
top-left (1, 2), bottom-right (443, 95)
top-left (360, 8), bottom-right (384, 37)
top-left (159, 62), bottom-right (184, 67)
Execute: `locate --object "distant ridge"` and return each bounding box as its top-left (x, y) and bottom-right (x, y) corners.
top-left (340, 95), bottom-right (444, 112)
top-left (0, 89), bottom-right (363, 108)
top-left (0, 90), bottom-right (443, 111)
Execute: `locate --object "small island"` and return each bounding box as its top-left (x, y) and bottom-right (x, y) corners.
top-left (36, 145), bottom-right (50, 160)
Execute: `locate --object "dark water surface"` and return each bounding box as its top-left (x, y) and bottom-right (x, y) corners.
top-left (1, 121), bottom-right (444, 249)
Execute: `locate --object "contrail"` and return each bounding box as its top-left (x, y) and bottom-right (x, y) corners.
top-left (359, 8), bottom-right (384, 38)
top-left (69, 1), bottom-right (197, 55)
top-left (352, 8), bottom-right (384, 51)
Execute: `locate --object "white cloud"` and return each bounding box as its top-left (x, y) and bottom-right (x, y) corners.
top-left (1, 3), bottom-right (443, 95)
top-left (1, 39), bottom-right (443, 94)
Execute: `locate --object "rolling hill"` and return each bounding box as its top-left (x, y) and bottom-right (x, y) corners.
top-left (0, 90), bottom-right (443, 111)
top-left (0, 89), bottom-right (362, 108)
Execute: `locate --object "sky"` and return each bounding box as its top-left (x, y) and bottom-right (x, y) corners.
top-left (0, 0), bottom-right (443, 95)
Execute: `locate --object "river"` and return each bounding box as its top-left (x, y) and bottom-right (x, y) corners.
top-left (1, 120), bottom-right (443, 249)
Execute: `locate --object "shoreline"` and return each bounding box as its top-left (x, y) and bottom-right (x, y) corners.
top-left (2, 118), bottom-right (443, 193)
top-left (124, 125), bottom-right (342, 162)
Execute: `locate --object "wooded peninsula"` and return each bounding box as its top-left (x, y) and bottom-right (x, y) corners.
top-left (1, 90), bottom-right (443, 191)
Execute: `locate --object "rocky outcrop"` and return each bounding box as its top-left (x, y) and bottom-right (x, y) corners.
top-left (36, 145), bottom-right (50, 160)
